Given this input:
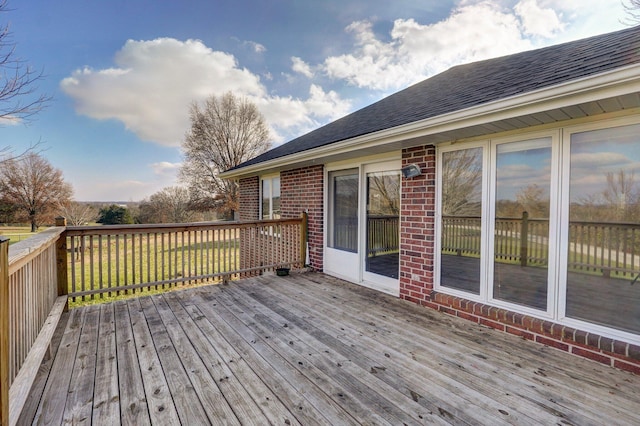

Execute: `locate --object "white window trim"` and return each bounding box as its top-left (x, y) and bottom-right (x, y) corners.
top-left (435, 140), bottom-right (489, 304)
top-left (436, 119), bottom-right (640, 345)
top-left (260, 174), bottom-right (280, 220)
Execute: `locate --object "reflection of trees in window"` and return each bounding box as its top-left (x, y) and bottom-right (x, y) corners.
top-left (603, 170), bottom-right (638, 221)
top-left (496, 184), bottom-right (550, 219)
top-left (368, 174), bottom-right (400, 216)
top-left (573, 170), bottom-right (639, 222)
top-left (442, 148), bottom-right (482, 216)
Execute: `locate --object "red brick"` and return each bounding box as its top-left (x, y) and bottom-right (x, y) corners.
top-left (506, 326), bottom-right (534, 340)
top-left (536, 336), bottom-right (569, 352)
top-left (571, 347), bottom-right (611, 365)
top-left (457, 311), bottom-right (480, 323)
top-left (613, 360), bottom-right (640, 375)
top-left (479, 318), bottom-right (505, 331)
top-left (439, 306), bottom-right (456, 316)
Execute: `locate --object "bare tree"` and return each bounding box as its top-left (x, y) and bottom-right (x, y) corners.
top-left (602, 170), bottom-right (638, 221)
top-left (441, 148), bottom-right (483, 216)
top-left (138, 186), bottom-right (195, 224)
top-left (0, 152), bottom-right (73, 231)
top-left (623, 0), bottom-right (640, 24)
top-left (515, 184), bottom-right (549, 219)
top-left (180, 92), bottom-right (271, 218)
top-left (58, 201), bottom-right (98, 226)
top-left (0, 1), bottom-right (50, 167)
top-left (0, 0), bottom-right (50, 123)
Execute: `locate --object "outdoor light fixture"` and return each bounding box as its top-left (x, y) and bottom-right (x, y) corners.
top-left (401, 163), bottom-right (422, 178)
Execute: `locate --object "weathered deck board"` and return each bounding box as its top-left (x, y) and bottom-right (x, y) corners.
top-left (138, 296), bottom-right (212, 424)
top-left (63, 304), bottom-right (99, 425)
top-left (91, 303), bottom-right (120, 424)
top-left (24, 272), bottom-right (640, 425)
top-left (127, 298), bottom-right (181, 425)
top-left (32, 307), bottom-right (84, 424)
top-left (251, 274), bottom-right (637, 424)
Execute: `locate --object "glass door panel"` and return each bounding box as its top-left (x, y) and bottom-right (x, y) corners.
top-left (566, 124), bottom-right (640, 334)
top-left (325, 169), bottom-right (360, 283)
top-left (440, 147), bottom-right (483, 294)
top-left (328, 169), bottom-right (359, 252)
top-left (365, 171), bottom-right (400, 279)
top-left (493, 138), bottom-right (551, 310)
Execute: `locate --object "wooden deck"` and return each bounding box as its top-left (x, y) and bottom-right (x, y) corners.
top-left (20, 272), bottom-right (640, 425)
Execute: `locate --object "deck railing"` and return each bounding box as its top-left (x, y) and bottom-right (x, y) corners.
top-left (0, 215), bottom-right (307, 425)
top-left (1, 228), bottom-right (68, 426)
top-left (367, 215), bottom-right (400, 256)
top-left (64, 216), bottom-right (307, 304)
top-left (442, 213), bottom-right (640, 278)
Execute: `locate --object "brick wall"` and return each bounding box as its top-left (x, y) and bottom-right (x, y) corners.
top-left (238, 176), bottom-right (259, 221)
top-left (281, 165), bottom-right (324, 271)
top-left (399, 145), bottom-right (437, 304)
top-left (238, 176), bottom-right (259, 274)
top-left (429, 293), bottom-right (640, 374)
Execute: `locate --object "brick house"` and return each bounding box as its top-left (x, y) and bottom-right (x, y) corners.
top-left (220, 26), bottom-right (640, 373)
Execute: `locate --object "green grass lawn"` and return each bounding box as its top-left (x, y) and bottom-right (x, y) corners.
top-left (0, 225), bottom-right (39, 244)
top-left (67, 233), bottom-right (241, 307)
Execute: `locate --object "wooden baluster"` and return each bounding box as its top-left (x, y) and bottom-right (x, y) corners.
top-left (1, 237), bottom-right (9, 426)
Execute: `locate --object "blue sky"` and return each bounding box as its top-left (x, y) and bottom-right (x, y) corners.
top-left (1, 0), bottom-right (632, 201)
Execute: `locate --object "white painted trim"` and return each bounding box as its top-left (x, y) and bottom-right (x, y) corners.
top-left (436, 117), bottom-right (640, 346)
top-left (221, 64), bottom-right (640, 180)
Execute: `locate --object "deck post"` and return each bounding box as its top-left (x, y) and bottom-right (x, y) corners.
top-left (520, 211), bottom-right (529, 267)
top-left (300, 212), bottom-right (308, 268)
top-left (1, 236), bottom-right (10, 426)
top-left (55, 222), bottom-right (69, 312)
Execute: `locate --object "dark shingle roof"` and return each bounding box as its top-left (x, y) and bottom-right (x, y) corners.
top-left (232, 26), bottom-right (640, 171)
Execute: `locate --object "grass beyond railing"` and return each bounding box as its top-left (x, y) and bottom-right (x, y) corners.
top-left (64, 217), bottom-right (306, 306)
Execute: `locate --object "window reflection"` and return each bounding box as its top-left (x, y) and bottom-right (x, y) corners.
top-left (566, 124), bottom-right (640, 334)
top-left (493, 139), bottom-right (551, 310)
top-left (440, 147), bottom-right (483, 294)
top-left (366, 171), bottom-right (400, 279)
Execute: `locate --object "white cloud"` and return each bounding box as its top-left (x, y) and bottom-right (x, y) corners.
top-left (322, 2), bottom-right (534, 91)
top-left (61, 38), bottom-right (265, 147)
top-left (515, 0), bottom-right (564, 37)
top-left (61, 37), bottom-right (349, 147)
top-left (0, 115), bottom-right (21, 126)
top-left (253, 84), bottom-right (351, 143)
top-left (291, 56), bottom-right (314, 78)
top-left (319, 0), bottom-right (627, 92)
top-left (150, 161), bottom-right (182, 176)
top-left (244, 40), bottom-right (267, 53)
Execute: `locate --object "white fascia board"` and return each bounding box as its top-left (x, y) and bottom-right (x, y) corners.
top-left (220, 63), bottom-right (640, 179)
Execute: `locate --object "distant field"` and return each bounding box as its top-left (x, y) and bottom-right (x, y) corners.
top-left (0, 225), bottom-right (39, 244)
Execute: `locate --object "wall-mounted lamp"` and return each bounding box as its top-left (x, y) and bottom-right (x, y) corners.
top-left (401, 163), bottom-right (422, 179)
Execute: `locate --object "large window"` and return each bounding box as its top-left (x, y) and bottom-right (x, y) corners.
top-left (564, 123), bottom-right (640, 334)
top-left (261, 176), bottom-right (280, 219)
top-left (437, 120), bottom-right (640, 341)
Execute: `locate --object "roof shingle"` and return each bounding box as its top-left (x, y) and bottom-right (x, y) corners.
top-left (232, 26), bottom-right (640, 171)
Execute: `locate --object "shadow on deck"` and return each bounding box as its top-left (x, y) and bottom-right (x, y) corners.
top-left (22, 272), bottom-right (640, 425)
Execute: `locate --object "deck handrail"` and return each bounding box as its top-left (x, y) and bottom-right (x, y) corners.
top-left (1, 228), bottom-right (68, 426)
top-left (64, 216), bottom-right (307, 304)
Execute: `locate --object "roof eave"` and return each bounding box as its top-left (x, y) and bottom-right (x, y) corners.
top-left (220, 63), bottom-right (640, 180)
